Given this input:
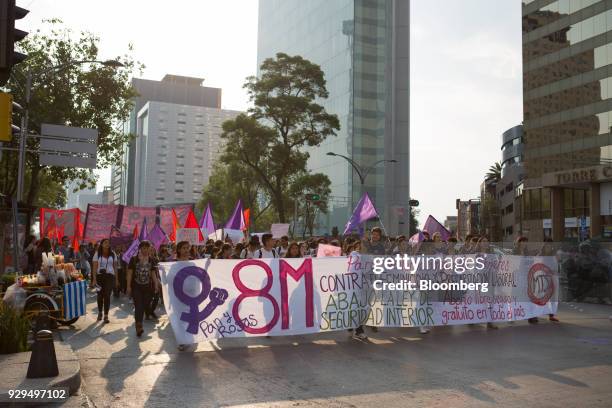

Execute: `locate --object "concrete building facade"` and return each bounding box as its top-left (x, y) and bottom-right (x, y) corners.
top-left (111, 75), bottom-right (223, 205)
top-left (133, 101), bottom-right (239, 207)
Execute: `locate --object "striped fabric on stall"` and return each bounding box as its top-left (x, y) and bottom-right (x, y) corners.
top-left (62, 280), bottom-right (88, 320)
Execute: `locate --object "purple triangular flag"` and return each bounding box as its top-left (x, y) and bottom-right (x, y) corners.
top-left (343, 193), bottom-right (378, 235)
top-left (138, 218), bottom-right (148, 241)
top-left (409, 231), bottom-right (425, 245)
top-left (199, 203), bottom-right (215, 236)
top-left (122, 238), bottom-right (140, 263)
top-left (148, 223), bottom-right (168, 251)
top-left (225, 199), bottom-right (245, 230)
top-left (423, 215), bottom-right (451, 241)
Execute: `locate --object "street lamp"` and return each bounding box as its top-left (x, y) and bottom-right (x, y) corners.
top-left (326, 151), bottom-right (397, 185)
top-left (16, 59), bottom-right (124, 200)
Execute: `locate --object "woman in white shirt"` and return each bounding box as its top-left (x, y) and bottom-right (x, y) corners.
top-left (91, 239), bottom-right (119, 323)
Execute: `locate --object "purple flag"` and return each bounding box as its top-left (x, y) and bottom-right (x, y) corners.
top-left (225, 199), bottom-right (245, 230)
top-left (109, 225), bottom-right (132, 248)
top-left (122, 238), bottom-right (140, 263)
top-left (423, 215), bottom-right (451, 241)
top-left (409, 231), bottom-right (425, 245)
top-left (138, 218), bottom-right (148, 241)
top-left (343, 193), bottom-right (378, 235)
top-left (199, 203), bottom-right (215, 236)
top-left (148, 223), bottom-right (168, 251)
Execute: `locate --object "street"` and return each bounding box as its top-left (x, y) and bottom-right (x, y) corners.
top-left (56, 293), bottom-right (612, 408)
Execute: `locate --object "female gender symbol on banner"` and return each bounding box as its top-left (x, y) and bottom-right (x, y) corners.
top-left (173, 266), bottom-right (229, 334)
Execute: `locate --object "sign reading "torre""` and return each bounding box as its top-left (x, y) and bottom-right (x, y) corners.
top-left (542, 165), bottom-right (612, 186)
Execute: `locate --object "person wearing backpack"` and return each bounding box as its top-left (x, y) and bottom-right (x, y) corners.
top-left (256, 233), bottom-right (278, 258)
top-left (91, 238), bottom-right (119, 323)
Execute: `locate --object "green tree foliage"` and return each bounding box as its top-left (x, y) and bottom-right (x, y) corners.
top-left (220, 53), bottom-right (340, 223)
top-left (0, 19), bottom-right (143, 207)
top-left (198, 161), bottom-right (274, 231)
top-left (485, 161), bottom-right (502, 182)
top-left (289, 173), bottom-right (331, 237)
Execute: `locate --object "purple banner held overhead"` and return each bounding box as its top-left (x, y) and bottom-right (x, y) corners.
top-left (84, 205), bottom-right (121, 243)
top-left (122, 239), bottom-right (140, 264)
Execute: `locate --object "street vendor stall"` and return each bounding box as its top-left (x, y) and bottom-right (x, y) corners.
top-left (11, 252), bottom-right (87, 327)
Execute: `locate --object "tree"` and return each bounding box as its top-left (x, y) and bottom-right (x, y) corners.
top-left (288, 173), bottom-right (331, 237)
top-left (221, 53), bottom-right (340, 223)
top-left (0, 19), bottom-right (143, 206)
top-left (409, 207), bottom-right (420, 236)
top-left (198, 161), bottom-right (274, 231)
top-left (485, 162), bottom-right (502, 182)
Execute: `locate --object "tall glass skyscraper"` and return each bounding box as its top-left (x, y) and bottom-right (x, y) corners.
top-left (521, 0), bottom-right (612, 240)
top-left (257, 0), bottom-right (410, 235)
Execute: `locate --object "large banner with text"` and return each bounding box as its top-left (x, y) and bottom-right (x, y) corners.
top-left (159, 255), bottom-right (559, 344)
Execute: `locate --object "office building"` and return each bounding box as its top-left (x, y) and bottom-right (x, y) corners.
top-left (111, 75), bottom-right (224, 205)
top-left (257, 0), bottom-right (410, 235)
top-left (521, 0), bottom-right (612, 240)
top-left (496, 125), bottom-right (524, 241)
top-left (133, 101), bottom-right (239, 206)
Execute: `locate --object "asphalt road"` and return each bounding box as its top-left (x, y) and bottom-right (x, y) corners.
top-left (57, 293), bottom-right (612, 408)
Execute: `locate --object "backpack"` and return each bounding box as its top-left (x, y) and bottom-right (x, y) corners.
top-left (257, 248), bottom-right (277, 258)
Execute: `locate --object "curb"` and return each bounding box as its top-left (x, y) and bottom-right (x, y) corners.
top-left (0, 341), bottom-right (81, 406)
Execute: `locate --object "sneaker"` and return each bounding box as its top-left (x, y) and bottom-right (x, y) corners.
top-left (549, 315), bottom-right (560, 322)
top-left (103, 315), bottom-right (110, 324)
top-left (352, 332), bottom-right (368, 340)
top-left (419, 327), bottom-right (430, 334)
top-left (136, 323), bottom-right (144, 337)
top-left (97, 313), bottom-right (102, 321)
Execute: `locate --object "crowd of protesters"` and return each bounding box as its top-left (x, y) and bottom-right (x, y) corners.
top-left (20, 227), bottom-right (612, 341)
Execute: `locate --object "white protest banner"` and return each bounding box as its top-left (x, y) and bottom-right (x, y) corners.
top-left (209, 229), bottom-right (223, 240)
top-left (176, 228), bottom-right (200, 245)
top-left (224, 228), bottom-right (244, 243)
top-left (316, 244), bottom-right (341, 257)
top-left (159, 255), bottom-right (558, 344)
top-left (271, 223), bottom-right (290, 238)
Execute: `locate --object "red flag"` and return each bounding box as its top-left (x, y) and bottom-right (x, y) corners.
top-left (45, 214), bottom-right (57, 239)
top-left (169, 209), bottom-right (179, 242)
top-left (243, 208), bottom-right (250, 231)
top-left (184, 209), bottom-right (204, 241)
top-left (132, 224), bottom-right (139, 240)
top-left (57, 223), bottom-right (65, 242)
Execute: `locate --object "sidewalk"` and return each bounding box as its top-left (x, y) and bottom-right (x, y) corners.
top-left (0, 341), bottom-right (81, 406)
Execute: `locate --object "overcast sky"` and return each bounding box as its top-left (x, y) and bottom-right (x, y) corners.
top-left (21, 0), bottom-right (522, 226)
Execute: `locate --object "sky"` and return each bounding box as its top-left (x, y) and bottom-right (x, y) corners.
top-left (20, 0), bottom-right (523, 226)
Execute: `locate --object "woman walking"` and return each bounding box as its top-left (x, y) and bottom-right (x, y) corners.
top-left (91, 239), bottom-right (119, 323)
top-left (127, 241), bottom-right (160, 337)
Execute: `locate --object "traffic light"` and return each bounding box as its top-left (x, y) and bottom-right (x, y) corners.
top-left (0, 91), bottom-right (11, 141)
top-left (0, 0), bottom-right (29, 86)
top-left (408, 199), bottom-right (419, 207)
top-left (305, 193), bottom-right (321, 201)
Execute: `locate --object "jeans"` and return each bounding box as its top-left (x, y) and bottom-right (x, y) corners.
top-left (133, 283), bottom-right (152, 325)
top-left (96, 273), bottom-right (114, 316)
